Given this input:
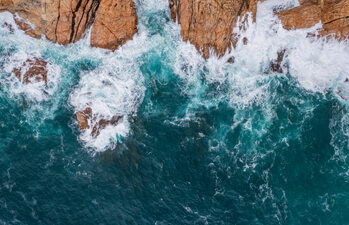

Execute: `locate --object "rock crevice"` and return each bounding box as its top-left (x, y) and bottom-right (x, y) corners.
top-left (276, 0), bottom-right (349, 39)
top-left (0, 0), bottom-right (137, 50)
top-left (169, 0), bottom-right (259, 58)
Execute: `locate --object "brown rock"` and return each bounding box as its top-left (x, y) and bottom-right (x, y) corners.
top-left (90, 0), bottom-right (138, 50)
top-left (1, 0), bottom-right (138, 50)
top-left (13, 58), bottom-right (48, 84)
top-left (91, 115), bottom-right (123, 137)
top-left (76, 107), bottom-right (124, 137)
top-left (0, 0), bottom-right (13, 10)
top-left (14, 17), bottom-right (40, 38)
top-left (276, 5), bottom-right (322, 30)
top-left (51, 0), bottom-right (101, 44)
top-left (170, 0), bottom-right (259, 58)
top-left (320, 17), bottom-right (349, 39)
top-left (76, 107), bottom-right (92, 130)
top-left (1, 0), bottom-right (101, 44)
top-left (276, 0), bottom-right (349, 39)
top-left (320, 0), bottom-right (349, 39)
top-left (299, 0), bottom-right (320, 6)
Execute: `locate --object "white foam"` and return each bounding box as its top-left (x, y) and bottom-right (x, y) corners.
top-left (162, 0), bottom-right (349, 146)
top-left (233, 0), bottom-right (349, 97)
top-left (1, 0), bottom-right (348, 151)
top-left (69, 53), bottom-right (145, 150)
top-left (2, 50), bottom-right (61, 102)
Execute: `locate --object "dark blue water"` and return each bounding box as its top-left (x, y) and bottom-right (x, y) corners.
top-left (1, 2), bottom-right (349, 224)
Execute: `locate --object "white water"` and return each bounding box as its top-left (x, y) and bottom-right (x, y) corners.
top-left (0, 0), bottom-right (348, 152)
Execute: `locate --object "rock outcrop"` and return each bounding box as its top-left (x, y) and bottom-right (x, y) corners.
top-left (269, 50), bottom-right (286, 74)
top-left (76, 107), bottom-right (124, 137)
top-left (276, 0), bottom-right (349, 39)
top-left (0, 0), bottom-right (138, 50)
top-left (0, 0), bottom-right (100, 43)
top-left (169, 0), bottom-right (259, 58)
top-left (13, 58), bottom-right (48, 84)
top-left (91, 0), bottom-right (138, 50)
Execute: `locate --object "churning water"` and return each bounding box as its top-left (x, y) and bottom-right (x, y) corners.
top-left (0, 0), bottom-right (349, 224)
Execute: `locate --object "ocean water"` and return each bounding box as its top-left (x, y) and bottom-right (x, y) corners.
top-left (0, 0), bottom-right (349, 224)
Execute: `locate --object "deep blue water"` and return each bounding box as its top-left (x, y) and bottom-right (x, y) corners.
top-left (1, 1), bottom-right (349, 224)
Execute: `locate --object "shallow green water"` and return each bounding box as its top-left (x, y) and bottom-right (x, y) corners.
top-left (1, 1), bottom-right (349, 224)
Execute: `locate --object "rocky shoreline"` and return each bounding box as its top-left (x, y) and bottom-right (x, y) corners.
top-left (1, 0), bottom-right (347, 55)
top-left (1, 0), bottom-right (348, 137)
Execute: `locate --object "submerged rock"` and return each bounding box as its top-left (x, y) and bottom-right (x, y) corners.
top-left (13, 58), bottom-right (48, 84)
top-left (276, 0), bottom-right (349, 39)
top-left (0, 0), bottom-right (138, 50)
top-left (76, 107), bottom-right (123, 138)
top-left (169, 0), bottom-right (259, 58)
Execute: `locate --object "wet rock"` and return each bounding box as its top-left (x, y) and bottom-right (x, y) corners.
top-left (276, 0), bottom-right (349, 39)
top-left (14, 17), bottom-right (39, 38)
top-left (227, 56), bottom-right (235, 64)
top-left (169, 0), bottom-right (259, 58)
top-left (270, 49), bottom-right (286, 73)
top-left (13, 58), bottom-right (48, 84)
top-left (91, 115), bottom-right (123, 137)
top-left (242, 37), bottom-right (248, 45)
top-left (76, 107), bottom-right (92, 130)
top-left (76, 107), bottom-right (124, 137)
top-left (90, 0), bottom-right (138, 50)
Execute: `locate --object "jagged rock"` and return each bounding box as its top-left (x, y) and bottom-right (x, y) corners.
top-left (13, 58), bottom-right (48, 84)
top-left (169, 0), bottom-right (259, 58)
top-left (14, 17), bottom-right (39, 38)
top-left (91, 115), bottom-right (123, 137)
top-left (90, 0), bottom-right (138, 50)
top-left (0, 0), bottom-right (138, 50)
top-left (270, 49), bottom-right (286, 73)
top-left (76, 107), bottom-right (92, 130)
top-left (76, 107), bottom-right (124, 137)
top-left (276, 0), bottom-right (349, 39)
top-left (227, 56), bottom-right (235, 64)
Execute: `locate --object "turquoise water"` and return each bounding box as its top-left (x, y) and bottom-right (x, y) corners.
top-left (1, 1), bottom-right (349, 224)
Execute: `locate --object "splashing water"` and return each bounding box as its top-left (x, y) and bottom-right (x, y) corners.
top-left (0, 0), bottom-right (349, 224)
